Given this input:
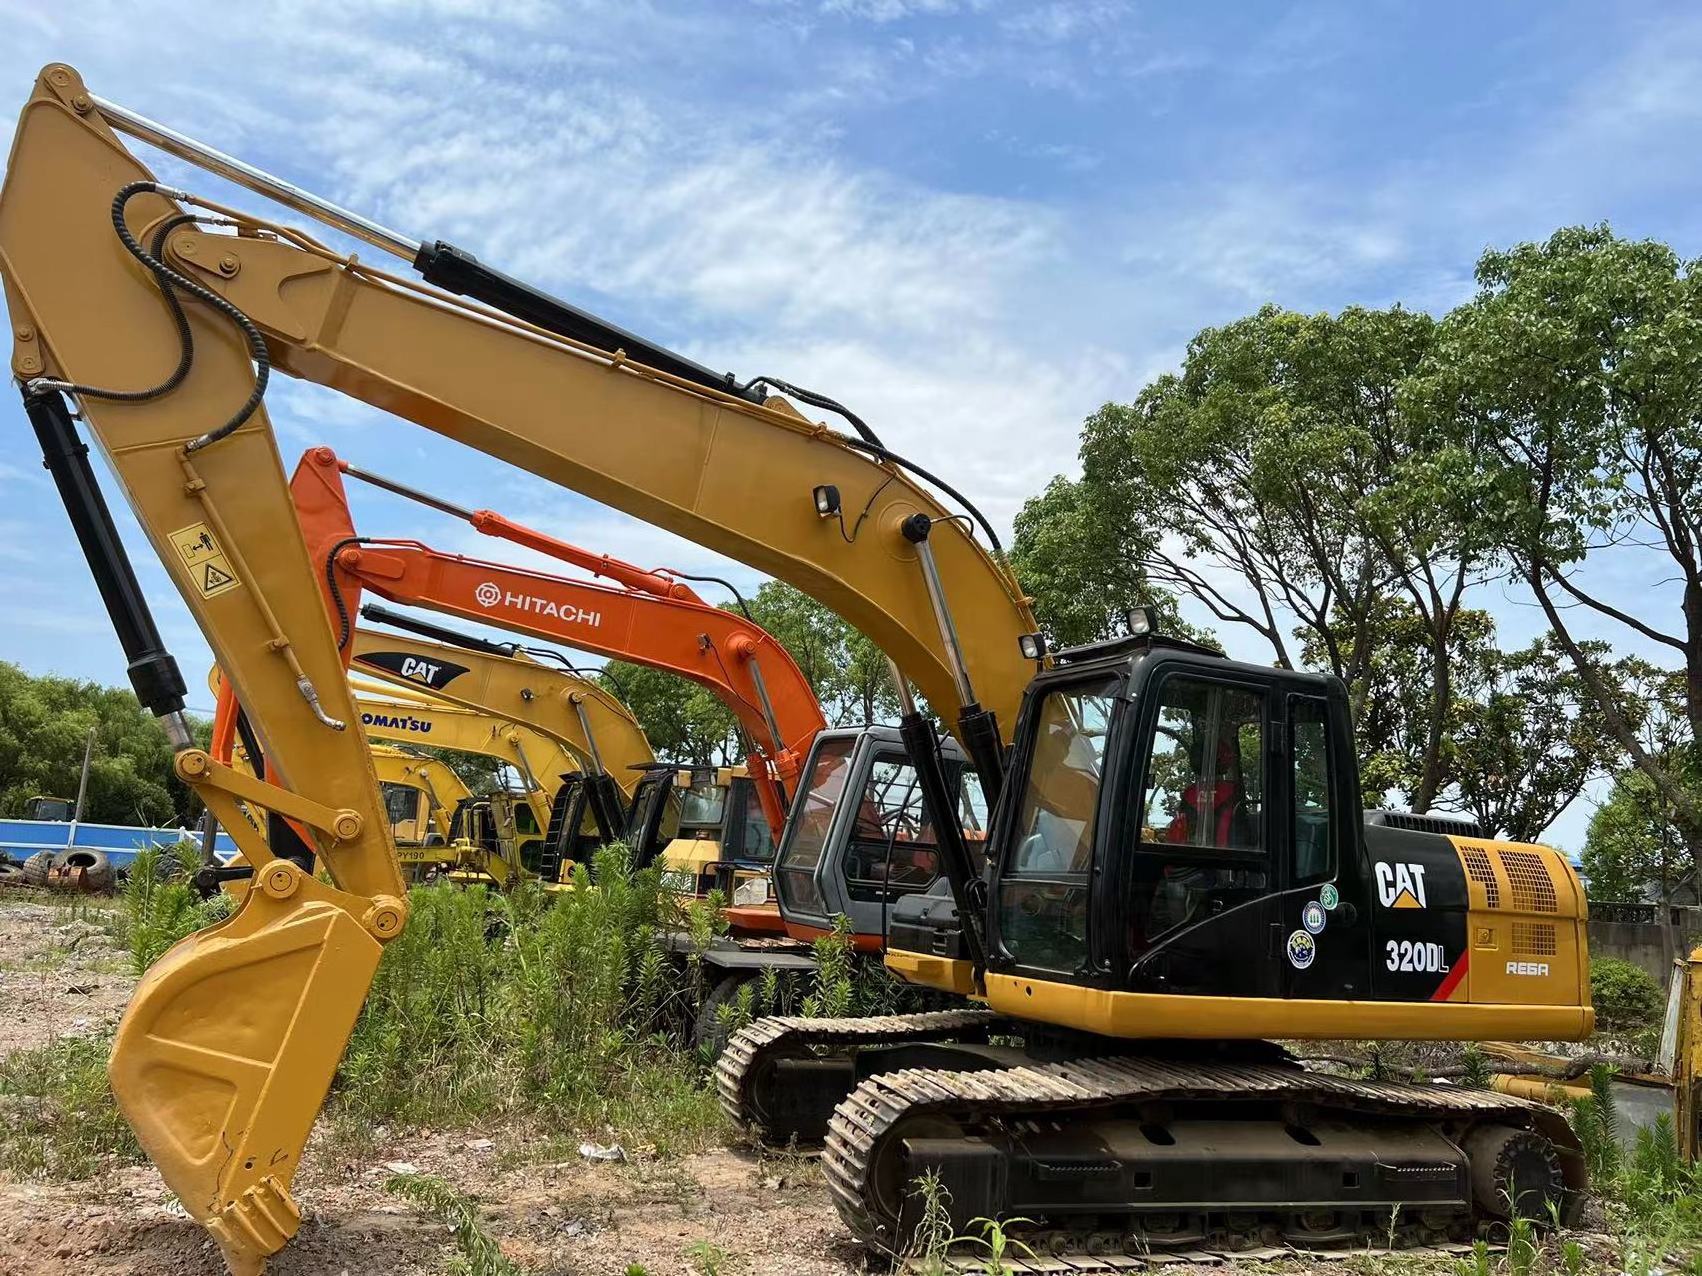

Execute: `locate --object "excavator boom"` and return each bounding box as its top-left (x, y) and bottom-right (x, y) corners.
top-left (0, 66), bottom-right (1036, 1273)
top-left (294, 446), bottom-right (826, 836)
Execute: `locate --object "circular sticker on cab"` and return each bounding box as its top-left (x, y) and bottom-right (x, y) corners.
top-left (1319, 883), bottom-right (1339, 911)
top-left (1302, 901), bottom-right (1327, 935)
top-left (1286, 930), bottom-right (1316, 970)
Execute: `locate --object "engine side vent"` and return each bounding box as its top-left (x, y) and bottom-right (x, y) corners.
top-left (1365, 810), bottom-right (1487, 839)
top-left (1513, 921), bottom-right (1558, 956)
top-left (1461, 845), bottom-right (1501, 909)
top-left (1500, 850), bottom-right (1559, 913)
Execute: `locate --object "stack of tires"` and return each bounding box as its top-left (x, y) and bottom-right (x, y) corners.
top-left (1, 848), bottom-right (116, 893)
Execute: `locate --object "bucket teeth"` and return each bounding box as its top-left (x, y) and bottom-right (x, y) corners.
top-left (206, 1176), bottom-right (302, 1275)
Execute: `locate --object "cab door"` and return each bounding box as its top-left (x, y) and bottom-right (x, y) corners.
top-left (1124, 669), bottom-right (1281, 999)
top-left (1277, 692), bottom-right (1371, 1002)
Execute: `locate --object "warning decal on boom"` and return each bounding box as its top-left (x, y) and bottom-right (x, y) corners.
top-left (168, 522), bottom-right (242, 599)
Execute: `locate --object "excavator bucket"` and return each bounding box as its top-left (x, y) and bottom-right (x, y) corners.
top-left (109, 860), bottom-right (382, 1275)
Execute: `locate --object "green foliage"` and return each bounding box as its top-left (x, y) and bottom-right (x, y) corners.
top-left (957, 1216), bottom-right (1036, 1275)
top-left (1404, 223), bottom-right (1702, 849)
top-left (0, 1033), bottom-right (140, 1179)
top-left (119, 842), bottom-right (232, 974)
top-left (1504, 1213), bottom-right (1537, 1276)
top-left (1453, 1238), bottom-right (1492, 1276)
top-left (1457, 1045), bottom-right (1492, 1089)
top-left (1590, 958), bottom-right (1664, 1035)
top-left (683, 1239), bottom-right (728, 1275)
top-left (337, 848), bottom-right (725, 1155)
top-left (906, 1170), bottom-right (957, 1276)
top-left (803, 913), bottom-right (856, 1019)
top-left (1010, 475), bottom-right (1192, 649)
top-left (1584, 763), bottom-right (1695, 903)
top-left (1447, 635), bottom-right (1621, 842)
top-left (1568, 1065), bottom-right (1622, 1185)
top-left (384, 1173), bottom-right (521, 1276)
top-left (0, 660), bottom-right (209, 825)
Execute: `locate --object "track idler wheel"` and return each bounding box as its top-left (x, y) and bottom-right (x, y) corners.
top-left (1465, 1125), bottom-right (1566, 1222)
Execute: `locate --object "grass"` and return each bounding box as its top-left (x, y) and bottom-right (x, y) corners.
top-left (385, 1172), bottom-right (522, 1276)
top-left (334, 844), bottom-right (727, 1154)
top-left (115, 841), bottom-right (232, 973)
top-left (0, 1032), bottom-right (139, 1178)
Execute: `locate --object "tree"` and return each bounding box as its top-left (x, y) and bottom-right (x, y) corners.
top-left (1305, 604), bottom-right (1496, 811)
top-left (600, 660), bottom-right (740, 766)
top-left (1036, 304), bottom-right (1478, 805)
top-left (1406, 225), bottom-right (1702, 858)
top-left (0, 661), bottom-right (208, 825)
top-left (1010, 475), bottom-right (1185, 647)
top-left (1581, 768), bottom-right (1694, 906)
top-left (1447, 637), bottom-right (1620, 843)
top-left (740, 581), bottom-right (899, 727)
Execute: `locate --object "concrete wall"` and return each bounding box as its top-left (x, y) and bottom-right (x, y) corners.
top-left (1588, 919), bottom-right (1680, 984)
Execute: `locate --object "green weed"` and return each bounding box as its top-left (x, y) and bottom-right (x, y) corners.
top-left (335, 846), bottom-right (725, 1153)
top-left (905, 1170), bottom-right (956, 1276)
top-left (684, 1238), bottom-right (729, 1275)
top-left (385, 1172), bottom-right (521, 1276)
top-left (119, 842), bottom-right (230, 973)
top-left (0, 1033), bottom-right (139, 1179)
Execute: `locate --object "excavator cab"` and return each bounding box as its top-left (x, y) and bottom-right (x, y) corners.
top-left (377, 781), bottom-right (437, 847)
top-left (621, 765), bottom-right (780, 916)
top-left (774, 725), bottom-right (985, 953)
top-left (891, 629), bottom-right (1593, 1041)
top-left (22, 795), bottom-right (73, 822)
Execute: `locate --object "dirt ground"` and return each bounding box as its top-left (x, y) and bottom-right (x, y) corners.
top-left (0, 891), bottom-right (1636, 1276)
top-left (0, 896), bottom-right (133, 1056)
top-left (0, 889), bottom-right (863, 1276)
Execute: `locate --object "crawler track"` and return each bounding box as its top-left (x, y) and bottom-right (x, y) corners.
top-left (824, 1054), bottom-right (1582, 1262)
top-left (715, 1010), bottom-right (999, 1140)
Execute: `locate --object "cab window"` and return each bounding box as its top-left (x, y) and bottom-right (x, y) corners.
top-left (1131, 677), bottom-right (1267, 949)
top-left (1291, 697), bottom-right (1333, 884)
top-left (997, 676), bottom-right (1117, 974)
top-left (726, 781), bottom-right (776, 861)
top-left (842, 756), bottom-right (938, 903)
top-left (776, 736), bottom-right (856, 914)
top-left (380, 782), bottom-right (422, 841)
top-left (678, 783), bottom-right (728, 829)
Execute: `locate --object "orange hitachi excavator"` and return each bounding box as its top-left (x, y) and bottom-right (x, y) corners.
top-left (3, 67), bottom-right (1595, 1274)
top-left (290, 444), bottom-right (827, 910)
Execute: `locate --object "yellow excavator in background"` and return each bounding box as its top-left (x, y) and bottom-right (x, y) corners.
top-left (367, 743), bottom-right (469, 846)
top-left (0, 67), bottom-right (1594, 1273)
top-left (346, 623), bottom-right (652, 876)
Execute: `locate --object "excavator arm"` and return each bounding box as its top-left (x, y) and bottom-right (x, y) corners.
top-left (0, 65), bottom-right (1038, 1273)
top-left (347, 687), bottom-right (581, 823)
top-left (348, 624), bottom-right (654, 799)
top-left (294, 446), bottom-right (820, 837)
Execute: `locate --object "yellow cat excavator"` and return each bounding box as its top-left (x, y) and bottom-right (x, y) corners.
top-left (1, 66), bottom-right (1592, 1274)
top-left (345, 624), bottom-right (651, 875)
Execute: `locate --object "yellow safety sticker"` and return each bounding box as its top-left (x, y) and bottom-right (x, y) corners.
top-left (168, 521), bottom-right (242, 599)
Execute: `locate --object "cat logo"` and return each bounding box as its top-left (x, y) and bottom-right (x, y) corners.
top-left (355, 650), bottom-right (470, 692)
top-left (399, 656), bottom-right (442, 683)
top-left (1375, 861), bottom-right (1427, 910)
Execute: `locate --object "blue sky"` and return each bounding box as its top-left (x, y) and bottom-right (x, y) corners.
top-left (2, 1), bottom-right (1698, 853)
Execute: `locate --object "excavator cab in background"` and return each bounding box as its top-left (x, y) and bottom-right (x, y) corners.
top-left (774, 725), bottom-right (986, 951)
top-left (22, 795), bottom-right (74, 822)
top-left (369, 744), bottom-right (468, 847)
